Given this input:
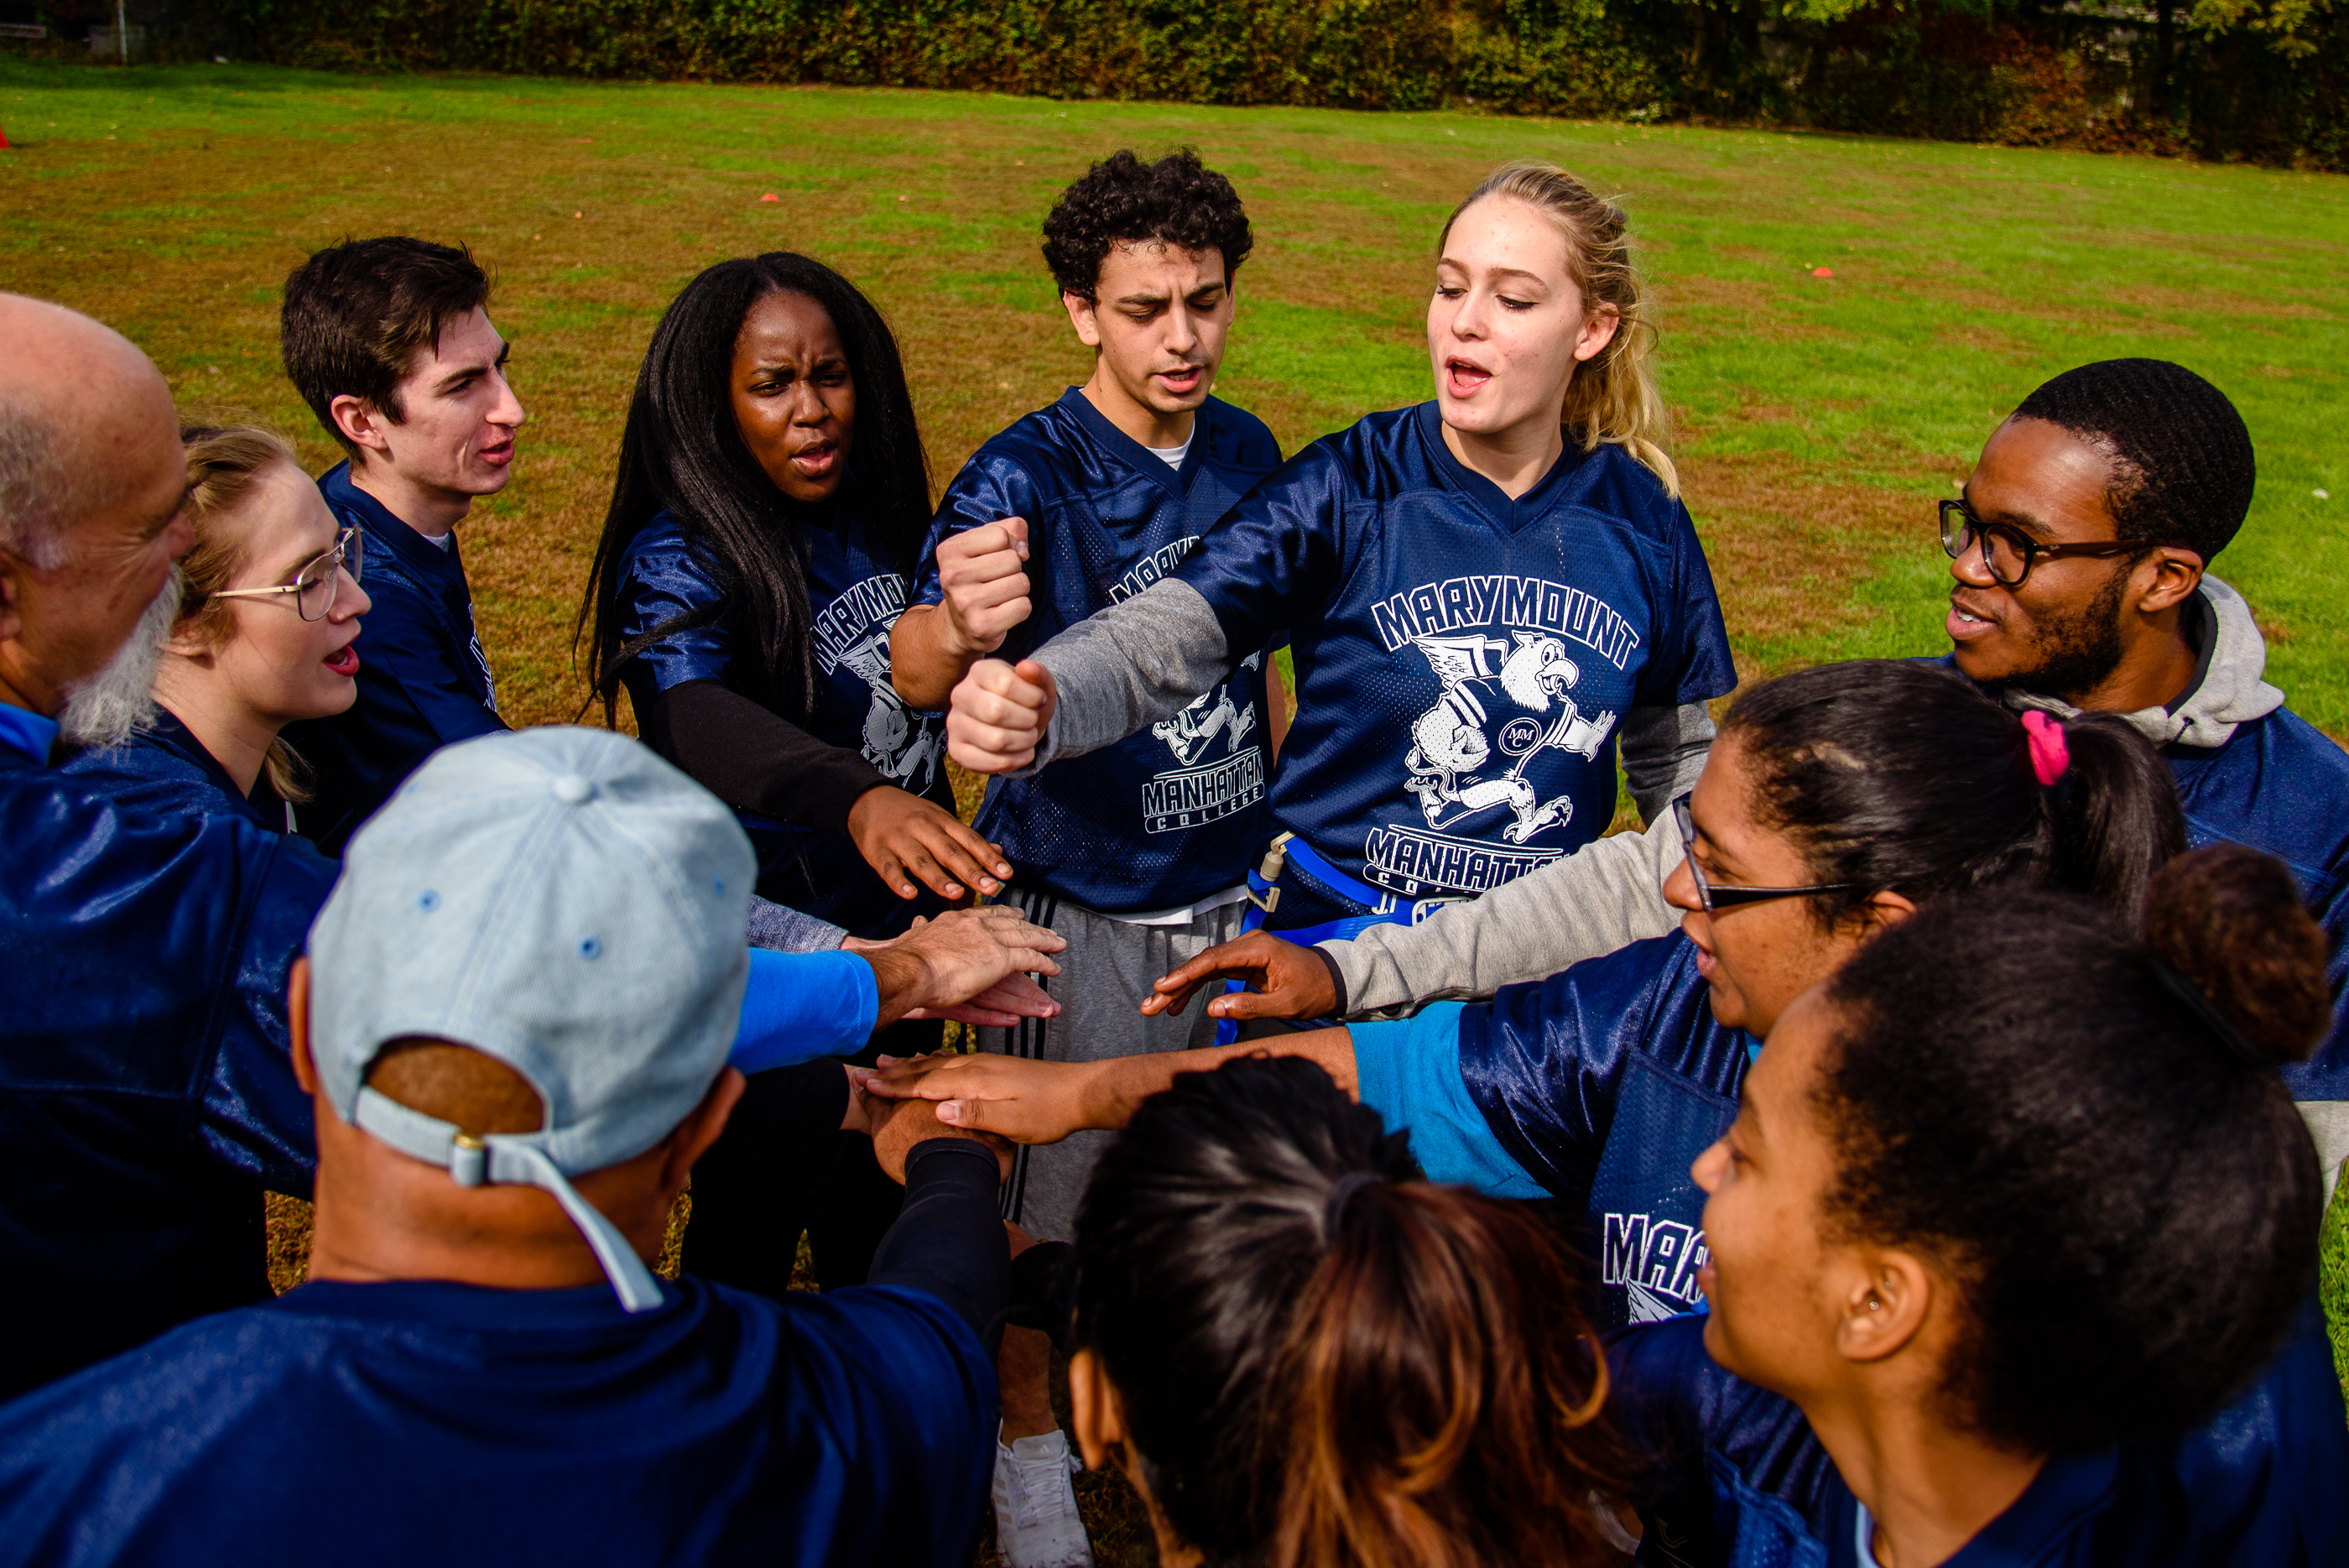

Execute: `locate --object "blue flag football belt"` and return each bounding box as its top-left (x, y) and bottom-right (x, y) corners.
top-left (1217, 831), bottom-right (1471, 1044)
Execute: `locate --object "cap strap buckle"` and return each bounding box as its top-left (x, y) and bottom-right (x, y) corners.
top-left (352, 1087), bottom-right (667, 1314)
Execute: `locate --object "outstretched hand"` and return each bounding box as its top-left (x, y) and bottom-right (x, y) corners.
top-left (860, 904), bottom-right (1065, 1029)
top-left (1143, 930), bottom-right (1337, 1023)
top-left (846, 784), bottom-right (1012, 901)
top-left (852, 1050), bottom-right (1099, 1145)
top-left (947, 658), bottom-right (1056, 774)
top-left (864, 1090), bottom-right (1015, 1184)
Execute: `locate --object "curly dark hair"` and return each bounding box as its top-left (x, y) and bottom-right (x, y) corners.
top-left (1041, 149), bottom-right (1254, 303)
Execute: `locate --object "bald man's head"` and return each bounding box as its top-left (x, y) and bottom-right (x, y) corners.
top-left (0, 295), bottom-right (192, 717)
top-left (0, 294), bottom-right (181, 569)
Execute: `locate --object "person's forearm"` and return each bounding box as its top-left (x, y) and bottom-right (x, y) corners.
top-left (862, 944), bottom-right (932, 1031)
top-left (1077, 1027), bottom-right (1358, 1128)
top-left (1322, 814), bottom-right (1683, 1018)
top-left (867, 1138), bottom-right (1013, 1345)
top-left (1018, 579), bottom-right (1233, 776)
top-left (729, 949), bottom-right (881, 1073)
top-left (890, 603), bottom-right (978, 712)
top-left (645, 680), bottom-right (888, 833)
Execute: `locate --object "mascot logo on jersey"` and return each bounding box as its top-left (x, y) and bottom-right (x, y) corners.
top-left (1404, 631), bottom-right (1614, 844)
top-left (1142, 650), bottom-right (1267, 834)
top-left (813, 576), bottom-right (945, 797)
top-left (1362, 572), bottom-right (1637, 897)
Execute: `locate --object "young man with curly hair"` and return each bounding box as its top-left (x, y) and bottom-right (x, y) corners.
top-left (891, 149), bottom-right (1284, 1568)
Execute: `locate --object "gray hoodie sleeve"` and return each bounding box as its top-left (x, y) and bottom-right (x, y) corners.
top-left (1617, 701), bottom-right (1717, 824)
top-left (746, 895), bottom-right (847, 953)
top-left (1016, 579), bottom-right (1234, 776)
top-left (1321, 809), bottom-right (1685, 1018)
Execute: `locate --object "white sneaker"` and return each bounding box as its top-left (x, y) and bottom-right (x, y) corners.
top-left (992, 1426), bottom-right (1094, 1568)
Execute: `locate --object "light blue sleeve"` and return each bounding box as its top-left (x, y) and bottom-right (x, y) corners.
top-left (1350, 1003), bottom-right (1548, 1199)
top-left (728, 949), bottom-right (879, 1074)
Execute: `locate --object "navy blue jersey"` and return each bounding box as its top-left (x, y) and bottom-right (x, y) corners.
top-left (1, 715), bottom-right (329, 1400)
top-left (917, 390), bottom-right (1282, 914)
top-left (281, 462), bottom-right (507, 856)
top-left (615, 505), bottom-right (949, 937)
top-left (1610, 1305), bottom-right (2348, 1566)
top-left (1172, 404), bottom-right (1736, 918)
top-left (1352, 933), bottom-right (1746, 1331)
top-left (62, 709), bottom-right (285, 836)
top-left (0, 1276), bottom-right (995, 1567)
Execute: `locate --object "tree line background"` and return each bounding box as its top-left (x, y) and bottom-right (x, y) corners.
top-left (19, 0), bottom-right (2348, 171)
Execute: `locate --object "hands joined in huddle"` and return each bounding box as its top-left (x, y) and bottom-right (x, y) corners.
top-left (846, 904), bottom-right (1065, 1029)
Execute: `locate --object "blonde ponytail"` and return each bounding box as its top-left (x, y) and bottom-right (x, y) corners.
top-left (175, 425), bottom-right (319, 804)
top-left (1440, 163), bottom-right (1678, 498)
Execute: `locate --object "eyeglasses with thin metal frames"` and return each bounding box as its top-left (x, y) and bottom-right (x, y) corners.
top-left (210, 527), bottom-right (365, 622)
top-left (1937, 497), bottom-right (2147, 589)
top-left (1671, 795), bottom-right (1862, 914)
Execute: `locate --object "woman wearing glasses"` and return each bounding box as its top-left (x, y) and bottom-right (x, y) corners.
top-left (64, 425), bottom-right (367, 834)
top-left (862, 658), bottom-right (2184, 1330)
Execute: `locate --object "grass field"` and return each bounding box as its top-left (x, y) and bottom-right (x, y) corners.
top-left (5, 57), bottom-right (2346, 731)
top-left (8, 55), bottom-right (2348, 1561)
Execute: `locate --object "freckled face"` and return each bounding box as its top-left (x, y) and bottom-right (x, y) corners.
top-left (198, 462), bottom-right (371, 724)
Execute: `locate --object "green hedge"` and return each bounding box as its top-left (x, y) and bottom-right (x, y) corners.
top-left (192, 0), bottom-right (2349, 169)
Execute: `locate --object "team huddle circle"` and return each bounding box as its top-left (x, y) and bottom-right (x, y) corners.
top-left (0, 143), bottom-right (2342, 1568)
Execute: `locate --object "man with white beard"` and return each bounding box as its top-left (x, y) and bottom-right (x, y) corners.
top-left (0, 298), bottom-right (1073, 1402)
top-left (0, 293), bottom-right (335, 1402)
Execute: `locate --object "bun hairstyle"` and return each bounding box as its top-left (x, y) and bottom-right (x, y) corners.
top-left (1816, 847), bottom-right (2327, 1452)
top-left (1722, 660), bottom-right (2185, 925)
top-left (1071, 1056), bottom-right (1620, 1568)
top-left (1440, 162), bottom-right (1678, 498)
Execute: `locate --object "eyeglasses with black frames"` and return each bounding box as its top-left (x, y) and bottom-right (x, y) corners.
top-left (1938, 497), bottom-right (2146, 589)
top-left (211, 527), bottom-right (365, 622)
top-left (1671, 795), bottom-right (1862, 914)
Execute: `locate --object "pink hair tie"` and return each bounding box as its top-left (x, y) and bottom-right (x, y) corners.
top-left (2020, 709), bottom-right (2070, 786)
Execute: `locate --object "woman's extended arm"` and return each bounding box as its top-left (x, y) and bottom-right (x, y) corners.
top-left (858, 1027), bottom-right (1359, 1143)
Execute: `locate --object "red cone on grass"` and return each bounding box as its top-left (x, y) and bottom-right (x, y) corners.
top-left (1811, 266), bottom-right (1834, 278)
top-left (0, 123), bottom-right (11, 150)
top-left (760, 192), bottom-right (779, 203)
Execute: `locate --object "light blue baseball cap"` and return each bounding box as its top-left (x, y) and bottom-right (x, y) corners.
top-left (307, 726), bottom-right (756, 1311)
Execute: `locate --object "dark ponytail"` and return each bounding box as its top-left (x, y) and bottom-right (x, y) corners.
top-left (1071, 1056), bottom-right (1621, 1568)
top-left (1813, 847), bottom-right (2326, 1452)
top-left (1721, 661), bottom-right (2184, 923)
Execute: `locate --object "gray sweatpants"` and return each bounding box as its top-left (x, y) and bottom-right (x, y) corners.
top-left (982, 887), bottom-right (1248, 1242)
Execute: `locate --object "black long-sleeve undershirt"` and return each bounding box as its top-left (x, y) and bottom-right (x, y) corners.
top-left (867, 1138), bottom-right (1013, 1352)
top-left (639, 678), bottom-right (887, 836)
